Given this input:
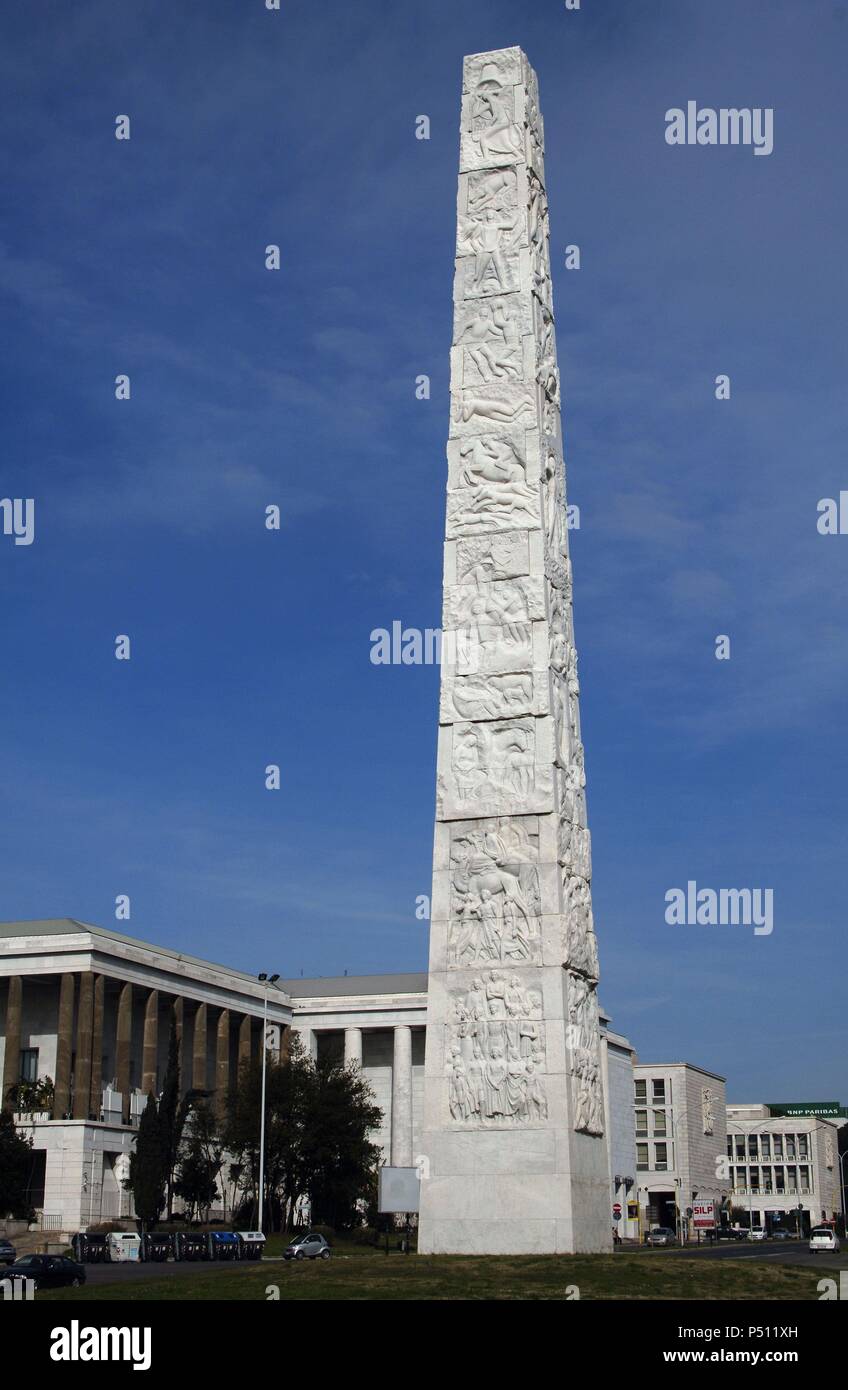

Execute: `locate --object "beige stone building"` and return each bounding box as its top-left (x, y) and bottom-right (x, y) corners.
top-left (0, 920), bottom-right (291, 1230)
top-left (632, 1061), bottom-right (727, 1237)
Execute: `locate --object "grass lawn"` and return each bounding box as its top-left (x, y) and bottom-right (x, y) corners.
top-left (41, 1252), bottom-right (823, 1301)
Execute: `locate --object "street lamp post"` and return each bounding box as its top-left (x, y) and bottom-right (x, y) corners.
top-left (257, 972), bottom-right (280, 1234)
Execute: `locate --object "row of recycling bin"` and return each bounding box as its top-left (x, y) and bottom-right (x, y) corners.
top-left (71, 1231), bottom-right (266, 1263)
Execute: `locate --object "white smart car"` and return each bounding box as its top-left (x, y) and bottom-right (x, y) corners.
top-left (809, 1226), bottom-right (840, 1253)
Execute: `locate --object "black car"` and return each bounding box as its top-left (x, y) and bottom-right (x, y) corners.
top-left (5, 1255), bottom-right (86, 1290)
top-left (0, 1238), bottom-right (16, 1267)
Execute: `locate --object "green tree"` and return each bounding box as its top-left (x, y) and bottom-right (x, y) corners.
top-left (128, 1094), bottom-right (166, 1230)
top-left (158, 1023), bottom-right (189, 1219)
top-left (0, 1110), bottom-right (35, 1218)
top-left (224, 1034), bottom-right (311, 1230)
top-left (174, 1100), bottom-right (223, 1224)
top-left (301, 1058), bottom-right (382, 1229)
top-left (223, 1035), bottom-right (382, 1231)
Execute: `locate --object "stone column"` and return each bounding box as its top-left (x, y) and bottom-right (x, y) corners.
top-left (418, 46), bottom-right (611, 1256)
top-left (238, 1013), bottom-right (253, 1074)
top-left (215, 1009), bottom-right (230, 1120)
top-left (72, 972), bottom-right (95, 1119)
top-left (1, 975), bottom-right (23, 1111)
top-left (344, 1026), bottom-right (362, 1068)
top-left (141, 989), bottom-right (159, 1097)
top-left (172, 996), bottom-right (184, 1089)
top-left (54, 973), bottom-right (76, 1119)
top-left (115, 982), bottom-right (133, 1123)
top-left (391, 1025), bottom-right (413, 1167)
top-left (89, 975), bottom-right (105, 1120)
top-left (192, 1003), bottom-right (208, 1092)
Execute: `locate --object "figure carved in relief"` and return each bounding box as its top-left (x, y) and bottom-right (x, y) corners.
top-left (456, 531), bottom-right (526, 585)
top-left (467, 206), bottom-right (520, 293)
top-left (452, 437), bottom-right (537, 528)
top-left (448, 821), bottom-right (541, 966)
top-left (467, 167), bottom-right (515, 215)
top-left (572, 1049), bottom-right (603, 1134)
top-left (447, 970), bottom-right (547, 1125)
top-left (527, 170), bottom-right (548, 249)
top-left (452, 392), bottom-right (534, 427)
top-left (449, 672), bottom-right (533, 721)
top-left (471, 64), bottom-right (523, 162)
top-left (457, 300), bottom-right (521, 382)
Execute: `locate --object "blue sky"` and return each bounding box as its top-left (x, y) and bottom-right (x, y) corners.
top-left (0, 0), bottom-right (845, 1101)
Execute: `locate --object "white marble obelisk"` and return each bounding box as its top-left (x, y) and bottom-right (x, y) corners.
top-left (417, 47), bottom-right (612, 1255)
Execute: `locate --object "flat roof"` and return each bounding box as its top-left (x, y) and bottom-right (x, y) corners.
top-left (282, 973), bottom-right (428, 999)
top-left (634, 1061), bottom-right (726, 1082)
top-left (0, 918), bottom-right (273, 990)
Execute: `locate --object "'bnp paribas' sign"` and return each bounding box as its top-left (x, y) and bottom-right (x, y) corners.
top-left (767, 1102), bottom-right (846, 1118)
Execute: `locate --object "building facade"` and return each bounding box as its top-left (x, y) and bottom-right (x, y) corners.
top-left (725, 1103), bottom-right (842, 1233)
top-left (284, 974), bottom-right (427, 1169)
top-left (5, 919), bottom-right (841, 1240)
top-left (632, 1062), bottom-right (727, 1238)
top-left (0, 920), bottom-right (291, 1230)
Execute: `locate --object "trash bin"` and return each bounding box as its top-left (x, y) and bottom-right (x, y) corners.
top-left (141, 1231), bottom-right (175, 1262)
top-left (237, 1231), bottom-right (266, 1261)
top-left (106, 1232), bottom-right (141, 1263)
top-left (174, 1231), bottom-right (208, 1262)
top-left (207, 1231), bottom-right (241, 1262)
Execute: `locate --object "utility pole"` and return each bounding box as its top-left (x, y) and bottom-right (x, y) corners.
top-left (257, 972), bottom-right (280, 1233)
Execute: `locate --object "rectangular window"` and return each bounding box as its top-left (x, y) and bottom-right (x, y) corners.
top-left (734, 1167), bottom-right (746, 1193)
top-left (762, 1169), bottom-right (773, 1193)
top-left (653, 1109), bottom-right (667, 1136)
top-left (761, 1134), bottom-right (771, 1158)
top-left (735, 1137), bottom-right (746, 1160)
top-left (750, 1166), bottom-right (760, 1194)
top-left (636, 1143), bottom-right (649, 1171)
top-left (634, 1079), bottom-right (647, 1103)
top-left (787, 1167), bottom-right (797, 1194)
top-left (19, 1048), bottom-right (39, 1083)
top-left (775, 1168), bottom-right (785, 1192)
top-left (799, 1167), bottom-right (810, 1194)
top-left (635, 1110), bottom-right (648, 1137)
top-left (773, 1136), bottom-right (783, 1158)
top-left (798, 1136), bottom-right (808, 1158)
top-left (786, 1137), bottom-right (796, 1160)
top-left (652, 1079), bottom-right (666, 1102)
top-left (654, 1143), bottom-right (668, 1171)
top-left (726, 1136), bottom-right (733, 1158)
top-left (748, 1135), bottom-right (758, 1158)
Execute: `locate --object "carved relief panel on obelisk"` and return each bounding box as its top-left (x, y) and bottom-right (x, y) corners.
top-left (418, 47), bottom-right (612, 1255)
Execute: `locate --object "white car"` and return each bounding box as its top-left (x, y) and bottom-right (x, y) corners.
top-left (748, 1227), bottom-right (766, 1240)
top-left (809, 1226), bottom-right (840, 1253)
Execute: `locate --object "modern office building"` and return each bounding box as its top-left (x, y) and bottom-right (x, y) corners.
top-left (725, 1103), bottom-right (843, 1233)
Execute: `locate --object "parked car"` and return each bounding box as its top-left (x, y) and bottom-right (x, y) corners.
top-left (646, 1227), bottom-right (676, 1246)
top-left (748, 1227), bottom-right (766, 1240)
top-left (771, 1228), bottom-right (793, 1241)
top-left (0, 1238), bottom-right (16, 1267)
top-left (5, 1255), bottom-right (86, 1289)
top-left (283, 1232), bottom-right (331, 1261)
top-left (809, 1227), bottom-right (840, 1253)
